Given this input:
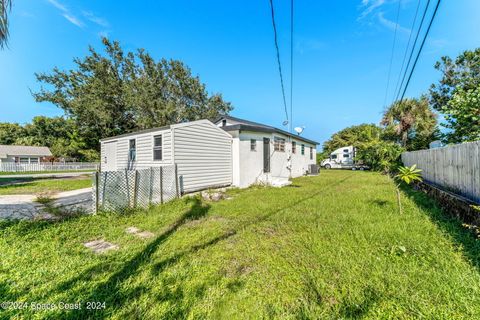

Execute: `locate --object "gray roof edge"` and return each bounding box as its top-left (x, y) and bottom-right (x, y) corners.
top-left (0, 145), bottom-right (52, 156)
top-left (100, 125), bottom-right (171, 142)
top-left (222, 124), bottom-right (319, 145)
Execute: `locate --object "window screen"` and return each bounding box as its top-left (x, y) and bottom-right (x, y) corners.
top-left (250, 139), bottom-right (256, 151)
top-left (129, 139), bottom-right (136, 161)
top-left (153, 135), bottom-right (162, 160)
top-left (274, 137), bottom-right (286, 152)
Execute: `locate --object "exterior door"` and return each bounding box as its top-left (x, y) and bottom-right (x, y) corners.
top-left (263, 138), bottom-right (270, 173)
top-left (103, 141), bottom-right (117, 171)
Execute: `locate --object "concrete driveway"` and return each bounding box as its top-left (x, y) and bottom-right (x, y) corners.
top-left (0, 188), bottom-right (93, 220)
top-left (0, 172), bottom-right (94, 179)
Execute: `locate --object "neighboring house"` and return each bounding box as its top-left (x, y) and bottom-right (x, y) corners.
top-left (0, 145), bottom-right (52, 164)
top-left (214, 115), bottom-right (318, 187)
top-left (100, 116), bottom-right (318, 192)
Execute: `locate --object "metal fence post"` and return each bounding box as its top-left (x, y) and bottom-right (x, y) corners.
top-left (160, 166), bottom-right (164, 204)
top-left (102, 171), bottom-right (108, 208)
top-left (133, 170), bottom-right (139, 208)
top-left (149, 167), bottom-right (154, 205)
top-left (94, 171), bottom-right (99, 213)
top-left (125, 169), bottom-right (130, 208)
top-left (175, 163), bottom-right (180, 198)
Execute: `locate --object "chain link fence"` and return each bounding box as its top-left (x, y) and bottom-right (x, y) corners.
top-left (92, 165), bottom-right (179, 212)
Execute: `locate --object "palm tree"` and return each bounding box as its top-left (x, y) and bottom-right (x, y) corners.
top-left (381, 97), bottom-right (437, 148)
top-left (0, 0), bottom-right (12, 49)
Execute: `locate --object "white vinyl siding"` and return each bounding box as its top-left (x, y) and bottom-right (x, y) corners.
top-left (173, 121), bottom-right (232, 193)
top-left (103, 129), bottom-right (173, 171)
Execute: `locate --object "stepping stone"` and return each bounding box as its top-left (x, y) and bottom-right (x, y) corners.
top-left (84, 239), bottom-right (119, 254)
top-left (136, 231), bottom-right (154, 239)
top-left (125, 226), bottom-right (141, 234)
top-left (125, 226), bottom-right (154, 239)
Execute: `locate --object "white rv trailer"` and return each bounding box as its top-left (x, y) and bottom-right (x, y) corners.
top-left (320, 146), bottom-right (368, 170)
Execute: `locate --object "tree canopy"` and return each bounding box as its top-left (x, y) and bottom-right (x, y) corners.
top-left (429, 48), bottom-right (480, 143)
top-left (321, 124), bottom-right (383, 155)
top-left (320, 124), bottom-right (404, 172)
top-left (0, 116), bottom-right (97, 161)
top-left (381, 97), bottom-right (438, 150)
top-left (33, 38), bottom-right (233, 153)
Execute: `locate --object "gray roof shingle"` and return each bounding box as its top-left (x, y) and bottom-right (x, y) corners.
top-left (0, 145), bottom-right (52, 158)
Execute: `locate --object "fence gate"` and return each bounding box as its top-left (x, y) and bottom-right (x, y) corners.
top-left (92, 165), bottom-right (179, 213)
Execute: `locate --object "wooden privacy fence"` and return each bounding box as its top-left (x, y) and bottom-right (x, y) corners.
top-left (401, 141), bottom-right (480, 203)
top-left (92, 165), bottom-right (180, 213)
top-left (0, 162), bottom-right (99, 172)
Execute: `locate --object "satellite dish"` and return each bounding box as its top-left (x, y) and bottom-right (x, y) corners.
top-left (282, 120), bottom-right (289, 126)
top-left (294, 126), bottom-right (305, 135)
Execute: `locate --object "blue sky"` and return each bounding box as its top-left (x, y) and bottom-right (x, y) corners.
top-left (0, 0), bottom-right (479, 148)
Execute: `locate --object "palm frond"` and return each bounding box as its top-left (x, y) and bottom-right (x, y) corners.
top-left (0, 0), bottom-right (13, 49)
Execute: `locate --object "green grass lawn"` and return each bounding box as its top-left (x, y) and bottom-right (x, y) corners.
top-left (0, 169), bottom-right (95, 176)
top-left (1, 171), bottom-right (480, 318)
top-left (0, 176), bottom-right (92, 195)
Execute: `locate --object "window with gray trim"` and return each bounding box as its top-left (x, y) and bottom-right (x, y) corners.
top-left (292, 141), bottom-right (296, 154)
top-left (274, 136), bottom-right (286, 152)
top-left (153, 135), bottom-right (162, 160)
top-left (129, 139), bottom-right (136, 161)
top-left (250, 139), bottom-right (256, 151)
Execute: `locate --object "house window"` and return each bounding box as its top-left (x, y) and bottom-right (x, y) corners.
top-left (250, 139), bottom-right (256, 151)
top-left (292, 141), bottom-right (296, 154)
top-left (222, 119), bottom-right (227, 127)
top-left (30, 157), bottom-right (39, 164)
top-left (343, 154), bottom-right (350, 158)
top-left (331, 154), bottom-right (337, 159)
top-left (153, 135), bottom-right (162, 160)
top-left (301, 144), bottom-right (305, 155)
top-left (310, 147), bottom-right (313, 160)
top-left (274, 137), bottom-right (286, 152)
top-left (19, 157), bottom-right (29, 163)
top-left (129, 139), bottom-right (136, 162)
top-left (343, 149), bottom-right (349, 153)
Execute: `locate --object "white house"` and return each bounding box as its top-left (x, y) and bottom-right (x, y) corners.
top-left (100, 117), bottom-right (318, 192)
top-left (214, 115), bottom-right (318, 187)
top-left (0, 145), bottom-right (52, 164)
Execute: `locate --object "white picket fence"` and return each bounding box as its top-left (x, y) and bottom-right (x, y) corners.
top-left (0, 162), bottom-right (99, 172)
top-left (402, 141), bottom-right (480, 203)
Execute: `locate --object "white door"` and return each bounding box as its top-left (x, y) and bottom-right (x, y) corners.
top-left (103, 141), bottom-right (117, 171)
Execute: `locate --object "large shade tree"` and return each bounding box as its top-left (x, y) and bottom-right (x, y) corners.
top-left (33, 38), bottom-right (233, 152)
top-left (0, 0), bottom-right (11, 48)
top-left (430, 48), bottom-right (480, 143)
top-left (381, 97), bottom-right (438, 150)
top-left (321, 123), bottom-right (383, 155)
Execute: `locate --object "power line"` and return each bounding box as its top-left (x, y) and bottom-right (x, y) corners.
top-left (391, 0), bottom-right (422, 107)
top-left (268, 0), bottom-right (289, 122)
top-left (394, 0), bottom-right (432, 103)
top-left (382, 0), bottom-right (402, 109)
top-left (398, 0), bottom-right (441, 102)
top-left (289, 0), bottom-right (293, 131)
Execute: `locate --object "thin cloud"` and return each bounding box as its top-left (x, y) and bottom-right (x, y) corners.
top-left (46, 0), bottom-right (67, 12)
top-left (63, 13), bottom-right (84, 28)
top-left (378, 11), bottom-right (410, 34)
top-left (45, 0), bottom-right (85, 28)
top-left (82, 11), bottom-right (109, 28)
top-left (358, 0), bottom-right (386, 20)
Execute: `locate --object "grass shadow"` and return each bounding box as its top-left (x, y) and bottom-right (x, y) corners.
top-left (52, 196), bottom-right (211, 319)
top-left (399, 184), bottom-right (480, 271)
